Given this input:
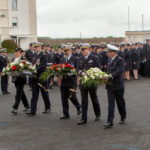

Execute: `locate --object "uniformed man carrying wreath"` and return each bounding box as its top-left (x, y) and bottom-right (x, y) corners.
top-left (26, 42), bottom-right (51, 116)
top-left (77, 43), bottom-right (101, 125)
top-left (59, 46), bottom-right (81, 120)
top-left (104, 44), bottom-right (126, 129)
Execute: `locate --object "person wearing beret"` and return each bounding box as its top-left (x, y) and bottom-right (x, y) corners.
top-left (104, 45), bottom-right (126, 129)
top-left (11, 48), bottom-right (30, 114)
top-left (0, 49), bottom-right (10, 95)
top-left (77, 43), bottom-right (101, 125)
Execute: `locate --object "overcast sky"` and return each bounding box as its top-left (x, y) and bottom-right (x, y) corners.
top-left (37, 0), bottom-right (150, 38)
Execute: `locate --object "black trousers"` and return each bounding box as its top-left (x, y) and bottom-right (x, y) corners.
top-left (30, 78), bottom-right (51, 113)
top-left (107, 89), bottom-right (126, 123)
top-left (145, 60), bottom-right (150, 77)
top-left (13, 78), bottom-right (29, 110)
top-left (80, 85), bottom-right (101, 121)
top-left (60, 86), bottom-right (80, 117)
top-left (1, 75), bottom-right (8, 93)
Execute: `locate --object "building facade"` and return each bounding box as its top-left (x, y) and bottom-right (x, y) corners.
top-left (125, 31), bottom-right (150, 43)
top-left (0, 0), bottom-right (37, 49)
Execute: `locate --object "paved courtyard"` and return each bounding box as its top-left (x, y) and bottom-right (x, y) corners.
top-left (0, 78), bottom-right (150, 150)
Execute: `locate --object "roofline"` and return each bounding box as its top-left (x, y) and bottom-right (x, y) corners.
top-left (125, 30), bottom-right (150, 32)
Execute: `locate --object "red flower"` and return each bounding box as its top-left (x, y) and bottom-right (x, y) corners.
top-left (21, 60), bottom-right (26, 65)
top-left (11, 66), bottom-right (17, 71)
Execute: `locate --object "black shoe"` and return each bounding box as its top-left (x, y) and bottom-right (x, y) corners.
top-left (2, 92), bottom-right (10, 95)
top-left (11, 109), bottom-right (17, 115)
top-left (77, 108), bottom-right (81, 115)
top-left (26, 112), bottom-right (36, 116)
top-left (60, 116), bottom-right (70, 120)
top-left (77, 120), bottom-right (87, 125)
top-left (43, 108), bottom-right (51, 114)
top-left (104, 122), bottom-right (113, 129)
top-left (95, 116), bottom-right (100, 122)
top-left (119, 119), bottom-right (125, 125)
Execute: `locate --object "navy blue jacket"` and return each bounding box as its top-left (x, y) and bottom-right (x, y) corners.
top-left (35, 52), bottom-right (48, 78)
top-left (60, 55), bottom-right (78, 87)
top-left (53, 53), bottom-right (64, 64)
top-left (106, 55), bottom-right (125, 91)
top-left (25, 49), bottom-right (35, 64)
top-left (0, 55), bottom-right (7, 72)
top-left (77, 53), bottom-right (100, 74)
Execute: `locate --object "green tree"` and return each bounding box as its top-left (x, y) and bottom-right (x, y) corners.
top-left (1, 39), bottom-right (18, 53)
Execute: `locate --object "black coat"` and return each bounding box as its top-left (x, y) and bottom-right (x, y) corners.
top-left (77, 53), bottom-right (100, 74)
top-left (101, 51), bottom-right (109, 70)
top-left (25, 49), bottom-right (35, 64)
top-left (73, 52), bottom-right (82, 59)
top-left (125, 49), bottom-right (132, 71)
top-left (45, 51), bottom-right (53, 64)
top-left (131, 48), bottom-right (141, 70)
top-left (53, 53), bottom-right (64, 64)
top-left (118, 51), bottom-right (126, 60)
top-left (35, 52), bottom-right (48, 78)
top-left (143, 44), bottom-right (150, 60)
top-left (60, 55), bottom-right (78, 87)
top-left (0, 55), bottom-right (7, 72)
top-left (106, 56), bottom-right (125, 91)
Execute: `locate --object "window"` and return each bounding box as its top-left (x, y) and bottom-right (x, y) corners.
top-left (12, 0), bottom-right (18, 10)
top-left (12, 17), bottom-right (18, 27)
top-left (0, 10), bottom-right (8, 17)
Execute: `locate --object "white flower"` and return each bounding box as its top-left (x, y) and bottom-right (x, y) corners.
top-left (91, 75), bottom-right (95, 80)
top-left (93, 68), bottom-right (101, 72)
top-left (19, 63), bottom-right (24, 67)
top-left (26, 62), bottom-right (31, 65)
top-left (29, 65), bottom-right (36, 71)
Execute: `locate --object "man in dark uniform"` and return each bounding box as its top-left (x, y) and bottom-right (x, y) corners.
top-left (0, 49), bottom-right (10, 95)
top-left (59, 46), bottom-right (81, 119)
top-left (139, 43), bottom-right (145, 76)
top-left (73, 46), bottom-right (82, 59)
top-left (142, 39), bottom-right (150, 77)
top-left (45, 45), bottom-right (54, 65)
top-left (119, 45), bottom-right (126, 60)
top-left (101, 44), bottom-right (109, 72)
top-left (95, 46), bottom-right (103, 69)
top-left (26, 42), bottom-right (51, 116)
top-left (131, 43), bottom-right (141, 80)
top-left (77, 43), bottom-right (101, 125)
top-left (104, 44), bottom-right (126, 129)
top-left (53, 48), bottom-right (64, 64)
top-left (45, 45), bottom-right (54, 89)
top-left (25, 42), bottom-right (36, 90)
top-left (11, 48), bottom-right (30, 114)
top-left (25, 42), bottom-right (36, 64)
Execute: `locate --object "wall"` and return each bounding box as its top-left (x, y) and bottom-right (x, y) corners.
top-left (125, 31), bottom-right (150, 42)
